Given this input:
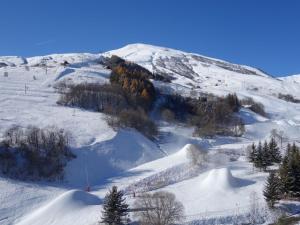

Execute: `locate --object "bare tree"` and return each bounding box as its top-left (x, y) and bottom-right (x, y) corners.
top-left (186, 144), bottom-right (207, 167)
top-left (134, 191), bottom-right (184, 225)
top-left (270, 129), bottom-right (286, 148)
top-left (248, 191), bottom-right (266, 225)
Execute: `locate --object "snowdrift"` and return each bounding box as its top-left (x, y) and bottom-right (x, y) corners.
top-left (16, 190), bottom-right (101, 225)
top-left (130, 143), bottom-right (196, 176)
top-left (65, 129), bottom-right (164, 186)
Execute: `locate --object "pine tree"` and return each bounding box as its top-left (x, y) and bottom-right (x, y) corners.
top-left (287, 144), bottom-right (300, 197)
top-left (269, 137), bottom-right (282, 163)
top-left (262, 140), bottom-right (272, 170)
top-left (248, 143), bottom-right (257, 163)
top-left (255, 141), bottom-right (264, 170)
top-left (279, 143), bottom-right (300, 198)
top-left (263, 172), bottom-right (281, 208)
top-left (101, 186), bottom-right (129, 225)
top-left (279, 152), bottom-right (290, 196)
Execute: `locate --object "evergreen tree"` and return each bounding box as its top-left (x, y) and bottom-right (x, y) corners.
top-left (263, 172), bottom-right (281, 208)
top-left (269, 137), bottom-right (282, 163)
top-left (248, 143), bottom-right (257, 163)
top-left (101, 186), bottom-right (129, 225)
top-left (262, 140), bottom-right (272, 170)
top-left (255, 141), bottom-right (264, 170)
top-left (279, 143), bottom-right (300, 198)
top-left (279, 151), bottom-right (290, 196)
top-left (287, 144), bottom-right (300, 197)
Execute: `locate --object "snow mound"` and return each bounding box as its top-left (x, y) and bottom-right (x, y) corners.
top-left (154, 143), bottom-right (196, 166)
top-left (173, 143), bottom-right (195, 158)
top-left (200, 168), bottom-right (238, 191)
top-left (16, 190), bottom-right (101, 225)
top-left (66, 129), bottom-right (165, 186)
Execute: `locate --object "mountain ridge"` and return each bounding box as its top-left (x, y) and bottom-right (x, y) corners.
top-left (0, 43), bottom-right (297, 79)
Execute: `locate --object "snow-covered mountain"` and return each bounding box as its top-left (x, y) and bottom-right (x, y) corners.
top-left (1, 44), bottom-right (300, 225)
top-left (105, 44), bottom-right (300, 98)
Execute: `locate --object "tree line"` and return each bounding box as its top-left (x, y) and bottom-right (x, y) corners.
top-left (248, 137), bottom-right (282, 171)
top-left (57, 57), bottom-right (158, 139)
top-left (59, 55), bottom-right (268, 139)
top-left (0, 126), bottom-right (75, 180)
top-left (264, 143), bottom-right (300, 208)
top-left (248, 138), bottom-right (300, 208)
top-left (159, 92), bottom-right (245, 137)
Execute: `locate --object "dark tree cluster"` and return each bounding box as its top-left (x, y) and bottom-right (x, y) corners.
top-left (240, 97), bottom-right (266, 117)
top-left (248, 137), bottom-right (282, 171)
top-left (102, 55), bottom-right (172, 83)
top-left (110, 64), bottom-right (156, 111)
top-left (0, 126), bottom-right (75, 180)
top-left (58, 83), bottom-right (129, 115)
top-left (58, 57), bottom-right (159, 139)
top-left (107, 109), bottom-right (158, 139)
top-left (59, 56), bottom-right (246, 139)
top-left (278, 93), bottom-right (300, 103)
top-left (159, 93), bottom-right (244, 137)
top-left (279, 143), bottom-right (300, 198)
top-left (59, 56), bottom-right (158, 113)
top-left (263, 143), bottom-right (300, 208)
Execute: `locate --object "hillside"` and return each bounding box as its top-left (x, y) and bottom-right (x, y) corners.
top-left (0, 44), bottom-right (300, 224)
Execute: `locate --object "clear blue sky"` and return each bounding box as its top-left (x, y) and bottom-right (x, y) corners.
top-left (0, 0), bottom-right (299, 76)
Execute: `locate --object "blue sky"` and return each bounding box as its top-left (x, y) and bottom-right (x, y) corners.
top-left (0, 0), bottom-right (299, 76)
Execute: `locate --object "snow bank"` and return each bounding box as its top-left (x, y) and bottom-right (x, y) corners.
top-left (16, 190), bottom-right (101, 225)
top-left (65, 129), bottom-right (164, 186)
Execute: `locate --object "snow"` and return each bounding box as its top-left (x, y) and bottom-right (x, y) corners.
top-left (0, 44), bottom-right (300, 224)
top-left (0, 54), bottom-right (164, 224)
top-left (0, 56), bottom-right (27, 67)
top-left (161, 163), bottom-right (265, 217)
top-left (16, 190), bottom-right (101, 225)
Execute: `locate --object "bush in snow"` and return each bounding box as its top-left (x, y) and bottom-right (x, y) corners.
top-left (159, 93), bottom-right (244, 137)
top-left (107, 109), bottom-right (158, 139)
top-left (241, 97), bottom-right (266, 117)
top-left (57, 83), bottom-right (129, 115)
top-left (186, 144), bottom-right (208, 167)
top-left (134, 191), bottom-right (184, 225)
top-left (278, 93), bottom-right (300, 103)
top-left (160, 108), bottom-right (176, 122)
top-left (0, 126), bottom-right (75, 180)
top-left (270, 129), bottom-right (286, 149)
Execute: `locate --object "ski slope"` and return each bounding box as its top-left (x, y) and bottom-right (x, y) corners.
top-left (0, 44), bottom-right (300, 224)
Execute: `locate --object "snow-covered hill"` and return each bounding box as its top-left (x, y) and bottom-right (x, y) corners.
top-left (0, 44), bottom-right (300, 224)
top-left (105, 44), bottom-right (300, 98)
top-left (106, 43), bottom-right (300, 141)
